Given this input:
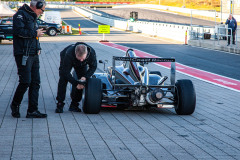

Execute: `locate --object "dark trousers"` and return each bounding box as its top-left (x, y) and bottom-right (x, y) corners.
top-left (228, 30), bottom-right (236, 45)
top-left (56, 66), bottom-right (87, 104)
top-left (12, 55), bottom-right (40, 112)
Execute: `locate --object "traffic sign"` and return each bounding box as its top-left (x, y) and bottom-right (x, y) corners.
top-left (98, 25), bottom-right (110, 34)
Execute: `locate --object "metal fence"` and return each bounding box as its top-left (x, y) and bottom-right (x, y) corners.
top-left (189, 24), bottom-right (239, 47)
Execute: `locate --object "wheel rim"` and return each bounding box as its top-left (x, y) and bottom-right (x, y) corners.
top-left (81, 88), bottom-right (85, 108)
top-left (49, 29), bottom-right (56, 36)
top-left (174, 86), bottom-right (179, 110)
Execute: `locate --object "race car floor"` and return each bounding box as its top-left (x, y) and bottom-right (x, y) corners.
top-left (0, 36), bottom-right (240, 160)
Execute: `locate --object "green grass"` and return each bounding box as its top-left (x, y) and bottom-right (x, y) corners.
top-left (72, 28), bottom-right (82, 35)
top-left (62, 21), bottom-right (67, 26)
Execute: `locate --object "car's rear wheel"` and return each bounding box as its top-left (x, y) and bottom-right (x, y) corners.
top-left (175, 79), bottom-right (196, 115)
top-left (83, 78), bottom-right (102, 114)
top-left (47, 28), bottom-right (57, 36)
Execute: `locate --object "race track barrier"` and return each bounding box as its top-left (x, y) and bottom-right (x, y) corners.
top-left (36, 4), bottom-right (218, 43)
top-left (72, 6), bottom-right (193, 43)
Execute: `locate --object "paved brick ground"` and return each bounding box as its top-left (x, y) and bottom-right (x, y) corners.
top-left (0, 35), bottom-right (240, 160)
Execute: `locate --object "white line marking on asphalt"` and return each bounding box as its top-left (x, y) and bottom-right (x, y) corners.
top-left (190, 45), bottom-right (240, 56)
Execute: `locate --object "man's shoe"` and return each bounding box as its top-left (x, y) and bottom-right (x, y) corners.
top-left (69, 101), bottom-right (81, 112)
top-left (26, 110), bottom-right (47, 118)
top-left (69, 107), bottom-right (81, 112)
top-left (227, 44), bottom-right (230, 46)
top-left (55, 102), bottom-right (64, 113)
top-left (11, 104), bottom-right (20, 118)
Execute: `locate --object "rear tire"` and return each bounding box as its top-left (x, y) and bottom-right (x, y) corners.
top-left (175, 79), bottom-right (196, 115)
top-left (83, 78), bottom-right (102, 114)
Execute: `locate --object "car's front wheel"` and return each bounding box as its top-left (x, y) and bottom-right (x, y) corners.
top-left (47, 28), bottom-right (57, 36)
top-left (174, 79), bottom-right (196, 115)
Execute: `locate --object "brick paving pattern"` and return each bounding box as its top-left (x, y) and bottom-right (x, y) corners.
top-left (0, 36), bottom-right (240, 160)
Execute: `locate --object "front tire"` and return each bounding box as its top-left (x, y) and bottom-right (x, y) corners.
top-left (47, 28), bottom-right (57, 36)
top-left (83, 78), bottom-right (102, 114)
top-left (175, 79), bottom-right (196, 115)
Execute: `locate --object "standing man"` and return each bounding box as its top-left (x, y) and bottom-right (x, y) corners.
top-left (55, 42), bottom-right (97, 113)
top-left (225, 14), bottom-right (237, 46)
top-left (10, 0), bottom-right (47, 118)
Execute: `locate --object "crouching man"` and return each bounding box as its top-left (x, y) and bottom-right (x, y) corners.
top-left (55, 42), bottom-right (97, 113)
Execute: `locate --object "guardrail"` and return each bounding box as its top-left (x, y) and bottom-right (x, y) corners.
top-left (217, 27), bottom-right (231, 45)
top-left (236, 28), bottom-right (240, 47)
top-left (71, 6), bottom-right (235, 45)
top-left (189, 23), bottom-right (239, 48)
top-left (14, 4), bottom-right (237, 45)
top-left (71, 5), bottom-right (240, 47)
top-left (71, 6), bottom-right (192, 43)
top-left (189, 25), bottom-right (215, 40)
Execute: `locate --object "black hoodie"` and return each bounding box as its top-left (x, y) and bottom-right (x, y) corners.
top-left (59, 42), bottom-right (97, 86)
top-left (13, 4), bottom-right (41, 56)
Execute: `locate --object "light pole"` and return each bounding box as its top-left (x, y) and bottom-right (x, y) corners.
top-left (183, 0), bottom-right (185, 8)
top-left (221, 0), bottom-right (222, 23)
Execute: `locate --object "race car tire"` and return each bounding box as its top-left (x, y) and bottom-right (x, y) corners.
top-left (47, 28), bottom-right (57, 36)
top-left (149, 71), bottom-right (162, 77)
top-left (83, 78), bottom-right (102, 114)
top-left (175, 79), bottom-right (196, 115)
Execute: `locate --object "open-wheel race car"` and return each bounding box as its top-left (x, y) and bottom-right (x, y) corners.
top-left (77, 49), bottom-right (196, 115)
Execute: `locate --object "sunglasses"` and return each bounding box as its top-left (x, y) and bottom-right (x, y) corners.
top-left (40, 8), bottom-right (44, 12)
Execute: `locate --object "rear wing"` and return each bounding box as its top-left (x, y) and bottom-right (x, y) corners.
top-left (112, 56), bottom-right (176, 88)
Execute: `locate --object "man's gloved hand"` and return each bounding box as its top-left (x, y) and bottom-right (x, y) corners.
top-left (77, 77), bottom-right (86, 90)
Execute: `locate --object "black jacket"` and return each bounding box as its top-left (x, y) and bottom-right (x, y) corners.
top-left (13, 4), bottom-right (41, 56)
top-left (60, 42), bottom-right (97, 86)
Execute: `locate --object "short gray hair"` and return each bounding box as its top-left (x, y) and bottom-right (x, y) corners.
top-left (75, 44), bottom-right (87, 56)
top-left (30, 0), bottom-right (46, 7)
